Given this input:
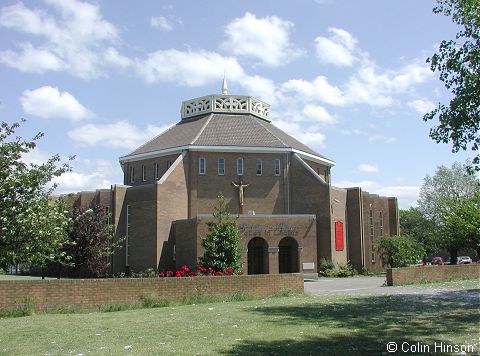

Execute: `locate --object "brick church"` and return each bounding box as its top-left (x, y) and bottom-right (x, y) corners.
top-left (71, 81), bottom-right (399, 276)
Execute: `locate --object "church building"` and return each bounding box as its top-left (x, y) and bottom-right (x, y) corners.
top-left (70, 81), bottom-right (399, 276)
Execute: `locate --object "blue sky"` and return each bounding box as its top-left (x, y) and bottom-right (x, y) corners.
top-left (0, 0), bottom-right (472, 209)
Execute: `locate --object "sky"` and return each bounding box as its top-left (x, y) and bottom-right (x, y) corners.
top-left (0, 0), bottom-right (473, 209)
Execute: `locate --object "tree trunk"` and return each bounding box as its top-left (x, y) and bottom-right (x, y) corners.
top-left (449, 249), bottom-right (458, 265)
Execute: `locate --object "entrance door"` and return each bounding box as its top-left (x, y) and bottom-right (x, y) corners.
top-left (248, 237), bottom-right (269, 274)
top-left (279, 237), bottom-right (299, 273)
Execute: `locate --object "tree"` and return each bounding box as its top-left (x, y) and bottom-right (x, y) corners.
top-left (400, 207), bottom-right (438, 258)
top-left (199, 194), bottom-right (242, 273)
top-left (418, 161), bottom-right (479, 223)
top-left (64, 204), bottom-right (118, 277)
top-left (423, 0), bottom-right (480, 172)
top-left (376, 235), bottom-right (426, 268)
top-left (0, 120), bottom-right (72, 270)
top-left (438, 191), bottom-right (480, 262)
top-left (418, 162), bottom-right (479, 263)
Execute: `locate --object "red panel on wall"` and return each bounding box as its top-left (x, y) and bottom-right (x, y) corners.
top-left (335, 221), bottom-right (344, 251)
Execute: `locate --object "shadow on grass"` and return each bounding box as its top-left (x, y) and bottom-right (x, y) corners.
top-left (221, 289), bottom-right (480, 355)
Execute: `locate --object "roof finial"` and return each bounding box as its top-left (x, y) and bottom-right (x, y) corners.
top-left (221, 73), bottom-right (228, 95)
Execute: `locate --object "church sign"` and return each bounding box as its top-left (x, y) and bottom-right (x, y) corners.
top-left (238, 223), bottom-right (302, 237)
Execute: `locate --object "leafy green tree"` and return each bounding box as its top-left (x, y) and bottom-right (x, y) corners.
top-left (423, 0), bottom-right (480, 172)
top-left (400, 207), bottom-right (438, 258)
top-left (418, 162), bottom-right (479, 262)
top-left (199, 194), bottom-right (242, 273)
top-left (438, 192), bottom-right (480, 262)
top-left (418, 161), bottom-right (479, 223)
top-left (0, 120), bottom-right (72, 270)
top-left (64, 204), bottom-right (118, 277)
top-left (376, 235), bottom-right (426, 268)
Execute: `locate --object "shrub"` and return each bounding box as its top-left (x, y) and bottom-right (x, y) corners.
top-left (376, 235), bottom-right (426, 268)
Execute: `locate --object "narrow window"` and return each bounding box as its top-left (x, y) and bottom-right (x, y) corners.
top-left (199, 157), bottom-right (206, 175)
top-left (105, 206), bottom-right (111, 264)
top-left (155, 163), bottom-right (160, 180)
top-left (380, 211), bottom-right (384, 236)
top-left (256, 159), bottom-right (263, 176)
top-left (105, 206), bottom-right (111, 226)
top-left (126, 205), bottom-right (131, 267)
top-left (274, 159), bottom-right (281, 176)
top-left (237, 158), bottom-right (243, 176)
top-left (129, 166), bottom-right (135, 183)
top-left (142, 165), bottom-right (146, 181)
top-left (369, 209), bottom-right (375, 262)
top-left (218, 157), bottom-right (225, 176)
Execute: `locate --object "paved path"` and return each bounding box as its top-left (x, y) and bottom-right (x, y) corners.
top-left (304, 276), bottom-right (480, 297)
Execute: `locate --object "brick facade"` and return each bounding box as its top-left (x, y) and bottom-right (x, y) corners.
top-left (0, 274), bottom-right (304, 312)
top-left (387, 265), bottom-right (480, 286)
top-left (66, 93), bottom-right (399, 276)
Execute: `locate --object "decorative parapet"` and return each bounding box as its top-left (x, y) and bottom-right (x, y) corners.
top-left (181, 95), bottom-right (270, 121)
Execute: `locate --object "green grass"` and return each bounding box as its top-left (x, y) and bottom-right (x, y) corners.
top-left (0, 274), bottom-right (57, 280)
top-left (0, 286), bottom-right (478, 355)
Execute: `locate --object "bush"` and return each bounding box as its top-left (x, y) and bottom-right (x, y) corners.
top-left (376, 235), bottom-right (426, 268)
top-left (318, 258), bottom-right (357, 277)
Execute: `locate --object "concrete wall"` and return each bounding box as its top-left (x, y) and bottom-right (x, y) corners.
top-left (387, 264), bottom-right (480, 286)
top-left (0, 274), bottom-right (304, 312)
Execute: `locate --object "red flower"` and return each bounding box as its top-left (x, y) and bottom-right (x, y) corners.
top-left (181, 265), bottom-right (190, 273)
top-left (166, 271), bottom-right (173, 277)
top-left (188, 271), bottom-right (197, 277)
top-left (175, 271), bottom-right (184, 277)
top-left (158, 272), bottom-right (165, 277)
top-left (226, 268), bottom-right (234, 275)
top-left (215, 271), bottom-right (223, 276)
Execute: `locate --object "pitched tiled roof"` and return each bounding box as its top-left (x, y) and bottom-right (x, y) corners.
top-left (123, 113), bottom-right (331, 163)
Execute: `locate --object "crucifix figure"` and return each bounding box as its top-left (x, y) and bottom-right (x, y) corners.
top-left (232, 179), bottom-right (249, 214)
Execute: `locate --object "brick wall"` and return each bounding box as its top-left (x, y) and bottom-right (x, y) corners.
top-left (0, 274), bottom-right (303, 312)
top-left (387, 264), bottom-right (480, 286)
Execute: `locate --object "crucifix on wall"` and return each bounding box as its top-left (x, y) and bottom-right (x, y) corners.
top-left (232, 179), bottom-right (249, 214)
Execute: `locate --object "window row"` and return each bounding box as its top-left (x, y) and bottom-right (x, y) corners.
top-left (129, 160), bottom-right (172, 183)
top-left (198, 157), bottom-right (281, 177)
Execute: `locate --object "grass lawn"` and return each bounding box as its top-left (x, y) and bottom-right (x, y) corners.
top-left (0, 280), bottom-right (478, 355)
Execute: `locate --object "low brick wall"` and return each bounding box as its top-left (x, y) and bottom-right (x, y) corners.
top-left (0, 274), bottom-right (303, 312)
top-left (387, 264), bottom-right (480, 286)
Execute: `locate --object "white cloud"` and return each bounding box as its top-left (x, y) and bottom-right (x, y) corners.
top-left (221, 12), bottom-right (304, 67)
top-left (21, 148), bottom-right (54, 166)
top-left (68, 120), bottom-right (173, 149)
top-left (302, 105), bottom-right (336, 125)
top-left (0, 43), bottom-right (65, 73)
top-left (280, 76), bottom-right (346, 106)
top-left (241, 75), bottom-right (277, 104)
top-left (335, 180), bottom-right (420, 209)
top-left (21, 86), bottom-right (94, 121)
top-left (408, 99), bottom-right (436, 114)
top-left (273, 120), bottom-right (326, 148)
top-left (314, 27), bottom-right (358, 67)
top-left (151, 16), bottom-right (173, 31)
top-left (136, 49), bottom-right (245, 86)
top-left (52, 171), bottom-right (112, 194)
top-left (103, 47), bottom-right (132, 69)
top-left (368, 135), bottom-right (397, 144)
top-left (345, 61), bottom-right (432, 107)
top-left (0, 0), bottom-right (123, 79)
top-left (358, 163), bottom-right (378, 173)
